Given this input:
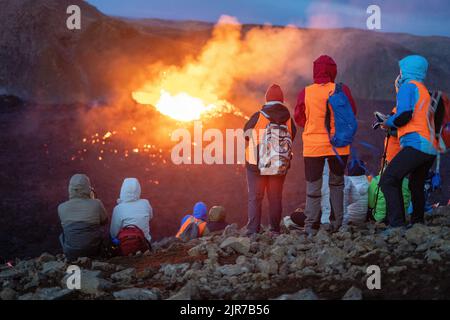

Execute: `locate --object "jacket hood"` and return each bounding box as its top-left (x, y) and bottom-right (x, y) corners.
top-left (261, 102), bottom-right (291, 124)
top-left (208, 206), bottom-right (226, 222)
top-left (193, 201), bottom-right (207, 221)
top-left (118, 178), bottom-right (141, 203)
top-left (399, 55), bottom-right (428, 85)
top-left (68, 174), bottom-right (92, 199)
top-left (313, 55), bottom-right (337, 84)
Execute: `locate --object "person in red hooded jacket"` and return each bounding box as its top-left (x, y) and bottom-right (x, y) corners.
top-left (294, 55), bottom-right (357, 235)
top-left (244, 84), bottom-right (297, 236)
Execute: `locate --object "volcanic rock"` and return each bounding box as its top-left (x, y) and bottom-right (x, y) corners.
top-left (342, 286), bottom-right (363, 300)
top-left (113, 288), bottom-right (159, 300)
top-left (276, 288), bottom-right (319, 300)
top-left (220, 237), bottom-right (250, 255)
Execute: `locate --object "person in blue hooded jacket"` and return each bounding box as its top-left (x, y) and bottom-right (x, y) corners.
top-left (176, 202), bottom-right (208, 238)
top-left (380, 55), bottom-right (438, 229)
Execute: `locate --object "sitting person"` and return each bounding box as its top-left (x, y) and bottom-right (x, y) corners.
top-left (110, 178), bottom-right (153, 256)
top-left (206, 206), bottom-right (228, 233)
top-left (176, 201), bottom-right (208, 241)
top-left (58, 174), bottom-right (108, 261)
top-left (344, 160), bottom-right (369, 225)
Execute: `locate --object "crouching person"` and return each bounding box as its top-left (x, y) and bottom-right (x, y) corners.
top-left (176, 202), bottom-right (208, 241)
top-left (344, 160), bottom-right (369, 225)
top-left (58, 174), bottom-right (108, 262)
top-left (110, 178), bottom-right (153, 256)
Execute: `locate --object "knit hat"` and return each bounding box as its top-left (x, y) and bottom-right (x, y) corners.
top-left (265, 84), bottom-right (284, 103)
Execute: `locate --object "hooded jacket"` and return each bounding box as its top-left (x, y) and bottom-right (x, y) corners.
top-left (110, 178), bottom-right (153, 242)
top-left (294, 55), bottom-right (357, 157)
top-left (385, 55), bottom-right (437, 155)
top-left (244, 85), bottom-right (297, 172)
top-left (58, 174), bottom-right (108, 260)
top-left (180, 201), bottom-right (207, 226)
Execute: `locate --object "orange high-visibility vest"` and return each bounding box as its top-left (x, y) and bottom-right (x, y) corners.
top-left (303, 83), bottom-right (350, 157)
top-left (245, 112), bottom-right (294, 165)
top-left (397, 80), bottom-right (436, 149)
top-left (385, 107), bottom-right (402, 163)
top-left (176, 216), bottom-right (207, 238)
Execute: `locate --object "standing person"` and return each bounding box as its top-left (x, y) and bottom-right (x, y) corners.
top-left (110, 178), bottom-right (153, 256)
top-left (294, 55), bottom-right (357, 235)
top-left (380, 55), bottom-right (438, 229)
top-left (244, 84), bottom-right (297, 237)
top-left (58, 174), bottom-right (108, 261)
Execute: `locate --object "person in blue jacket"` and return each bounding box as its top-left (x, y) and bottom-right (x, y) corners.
top-left (380, 55), bottom-right (438, 229)
top-left (180, 201), bottom-right (208, 226)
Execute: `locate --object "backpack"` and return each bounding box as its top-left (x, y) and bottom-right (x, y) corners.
top-left (117, 225), bottom-right (149, 256)
top-left (325, 83), bottom-right (358, 148)
top-left (176, 217), bottom-right (206, 242)
top-left (429, 91), bottom-right (450, 153)
top-left (258, 110), bottom-right (293, 176)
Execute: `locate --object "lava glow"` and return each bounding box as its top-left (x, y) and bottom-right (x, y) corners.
top-left (131, 15), bottom-right (247, 122)
top-left (132, 90), bottom-right (222, 122)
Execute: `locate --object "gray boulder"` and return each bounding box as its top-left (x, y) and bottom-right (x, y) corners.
top-left (276, 288), bottom-right (319, 300)
top-left (113, 288), bottom-right (159, 300)
top-left (342, 286), bottom-right (363, 300)
top-left (220, 237), bottom-right (250, 255)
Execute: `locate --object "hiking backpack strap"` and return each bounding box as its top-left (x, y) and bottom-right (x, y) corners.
top-left (325, 83), bottom-right (345, 167)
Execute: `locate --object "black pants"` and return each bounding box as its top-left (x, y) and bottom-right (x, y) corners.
top-left (304, 155), bottom-right (348, 182)
top-left (246, 168), bottom-right (286, 234)
top-left (380, 147), bottom-right (436, 227)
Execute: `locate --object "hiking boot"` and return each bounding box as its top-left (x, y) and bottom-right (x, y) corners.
top-left (304, 227), bottom-right (318, 239)
top-left (329, 222), bottom-right (343, 234)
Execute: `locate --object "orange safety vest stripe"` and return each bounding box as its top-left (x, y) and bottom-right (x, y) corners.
top-left (303, 83), bottom-right (350, 157)
top-left (176, 216), bottom-right (207, 238)
top-left (385, 107), bottom-right (402, 163)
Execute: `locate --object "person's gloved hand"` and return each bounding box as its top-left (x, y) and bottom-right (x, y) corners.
top-left (372, 111), bottom-right (388, 130)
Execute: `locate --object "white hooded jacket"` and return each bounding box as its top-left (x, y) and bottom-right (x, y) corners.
top-left (110, 178), bottom-right (153, 241)
top-left (343, 175), bottom-right (369, 225)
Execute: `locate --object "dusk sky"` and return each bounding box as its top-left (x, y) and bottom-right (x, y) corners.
top-left (86, 0), bottom-right (450, 37)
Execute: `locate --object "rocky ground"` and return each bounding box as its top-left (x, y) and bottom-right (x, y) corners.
top-left (1, 206), bottom-right (450, 300)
